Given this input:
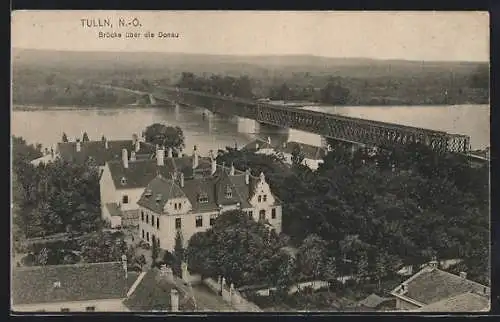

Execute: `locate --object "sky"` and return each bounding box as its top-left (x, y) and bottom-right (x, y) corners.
top-left (11, 11), bottom-right (489, 61)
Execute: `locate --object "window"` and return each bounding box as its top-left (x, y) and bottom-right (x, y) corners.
top-left (146, 214), bottom-right (149, 224)
top-left (85, 306), bottom-right (96, 312)
top-left (272, 208), bottom-right (276, 219)
top-left (258, 195), bottom-right (262, 202)
top-left (122, 195), bottom-right (129, 204)
top-left (174, 203), bottom-right (178, 210)
top-left (156, 217), bottom-right (160, 229)
top-left (151, 215), bottom-right (155, 227)
top-left (198, 193), bottom-right (209, 204)
top-left (178, 203), bottom-right (182, 210)
top-left (225, 185), bottom-right (232, 198)
top-left (259, 210), bottom-right (266, 221)
top-left (146, 232), bottom-right (149, 242)
top-left (142, 229), bottom-right (144, 238)
top-left (61, 308), bottom-right (70, 312)
top-left (175, 218), bottom-right (182, 229)
top-left (141, 211), bottom-right (144, 221)
top-left (196, 216), bottom-right (203, 227)
top-left (120, 177), bottom-right (127, 185)
top-left (248, 211), bottom-right (253, 219)
top-left (210, 215), bottom-right (217, 226)
top-left (263, 195), bottom-right (267, 202)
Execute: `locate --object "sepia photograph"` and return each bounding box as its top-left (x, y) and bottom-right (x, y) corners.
top-left (11, 11), bottom-right (490, 313)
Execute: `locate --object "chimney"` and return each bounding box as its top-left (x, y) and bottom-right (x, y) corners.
top-left (170, 289), bottom-right (179, 312)
top-left (104, 137), bottom-right (109, 149)
top-left (283, 141), bottom-right (287, 148)
top-left (76, 140), bottom-right (81, 152)
top-left (121, 149), bottom-right (129, 168)
top-left (180, 172), bottom-right (184, 188)
top-left (267, 136), bottom-right (271, 145)
top-left (157, 146), bottom-right (165, 166)
top-left (245, 169), bottom-right (250, 185)
top-left (121, 254), bottom-right (128, 278)
top-left (130, 151), bottom-right (136, 162)
top-left (210, 151), bottom-right (217, 175)
top-left (167, 147), bottom-right (173, 158)
top-left (135, 140), bottom-right (140, 153)
top-left (192, 145), bottom-right (199, 169)
top-left (229, 163), bottom-right (235, 176)
top-left (255, 142), bottom-right (259, 150)
top-left (459, 272), bottom-right (467, 279)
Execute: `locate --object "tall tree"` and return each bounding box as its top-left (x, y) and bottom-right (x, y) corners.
top-left (296, 234), bottom-right (328, 282)
top-left (143, 123), bottom-right (185, 152)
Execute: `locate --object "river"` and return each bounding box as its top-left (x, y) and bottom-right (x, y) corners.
top-left (11, 103), bottom-right (489, 153)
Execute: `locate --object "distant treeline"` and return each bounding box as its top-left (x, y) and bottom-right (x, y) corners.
top-left (175, 67), bottom-right (489, 106)
top-left (12, 69), bottom-right (137, 107)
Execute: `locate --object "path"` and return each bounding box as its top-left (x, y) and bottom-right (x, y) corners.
top-left (191, 285), bottom-right (235, 312)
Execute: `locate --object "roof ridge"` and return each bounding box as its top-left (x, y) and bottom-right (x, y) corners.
top-left (13, 261), bottom-right (123, 271)
top-left (436, 268), bottom-right (489, 289)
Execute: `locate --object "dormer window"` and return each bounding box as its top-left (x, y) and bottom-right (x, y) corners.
top-left (145, 189), bottom-right (152, 197)
top-left (120, 177), bottom-right (127, 185)
top-left (155, 194), bottom-right (162, 203)
top-left (198, 192), bottom-right (209, 204)
top-left (225, 185), bottom-right (232, 198)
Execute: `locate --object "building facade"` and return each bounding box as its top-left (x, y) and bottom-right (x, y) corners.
top-left (137, 157), bottom-right (283, 252)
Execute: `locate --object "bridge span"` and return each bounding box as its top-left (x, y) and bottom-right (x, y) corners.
top-left (102, 84), bottom-right (472, 154)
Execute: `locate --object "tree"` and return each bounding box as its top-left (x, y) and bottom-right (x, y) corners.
top-left (374, 251), bottom-right (390, 290)
top-left (320, 78), bottom-right (350, 105)
top-left (323, 257), bottom-right (338, 289)
top-left (356, 251), bottom-right (369, 283)
top-left (82, 132), bottom-right (90, 142)
top-left (143, 123), bottom-right (185, 152)
top-left (62, 132), bottom-right (69, 143)
top-left (186, 210), bottom-right (287, 286)
top-left (151, 237), bottom-right (159, 267)
top-left (296, 234), bottom-right (328, 282)
top-left (80, 232), bottom-right (127, 263)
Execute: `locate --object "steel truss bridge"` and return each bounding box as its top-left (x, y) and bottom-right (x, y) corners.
top-left (149, 86), bottom-right (470, 154)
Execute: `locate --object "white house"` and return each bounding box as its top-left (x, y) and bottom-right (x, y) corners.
top-left (100, 145), bottom-right (213, 229)
top-left (136, 157), bottom-right (283, 252)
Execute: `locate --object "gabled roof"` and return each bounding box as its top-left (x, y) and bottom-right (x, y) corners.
top-left (242, 138), bottom-right (274, 151)
top-left (276, 141), bottom-right (327, 160)
top-left (391, 266), bottom-right (490, 306)
top-left (417, 292), bottom-right (490, 312)
top-left (137, 176), bottom-right (187, 213)
top-left (57, 140), bottom-right (156, 166)
top-left (107, 156), bottom-right (212, 190)
top-left (11, 262), bottom-right (129, 306)
top-left (123, 268), bottom-right (196, 312)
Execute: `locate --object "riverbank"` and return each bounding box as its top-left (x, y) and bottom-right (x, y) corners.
top-left (12, 103), bottom-right (168, 111)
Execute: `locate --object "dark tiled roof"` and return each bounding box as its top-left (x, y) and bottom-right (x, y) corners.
top-left (107, 156), bottom-right (212, 190)
top-left (276, 141), bottom-right (327, 160)
top-left (57, 140), bottom-right (155, 166)
top-left (242, 138), bottom-right (274, 151)
top-left (417, 292), bottom-right (490, 312)
top-left (105, 202), bottom-right (123, 217)
top-left (123, 268), bottom-right (196, 312)
top-left (137, 176), bottom-right (187, 213)
top-left (11, 262), bottom-right (128, 305)
top-left (392, 267), bottom-right (490, 305)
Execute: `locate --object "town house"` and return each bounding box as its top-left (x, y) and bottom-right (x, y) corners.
top-left (136, 155), bottom-right (283, 252)
top-left (99, 145), bottom-right (213, 228)
top-left (390, 260), bottom-right (490, 312)
top-left (11, 260), bottom-right (133, 312)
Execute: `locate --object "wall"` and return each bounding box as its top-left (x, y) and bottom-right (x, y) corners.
top-left (12, 298), bottom-right (129, 312)
top-left (118, 188), bottom-right (145, 212)
top-left (203, 278), bottom-right (262, 312)
top-left (99, 164), bottom-right (116, 222)
top-left (139, 206), bottom-right (219, 252)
